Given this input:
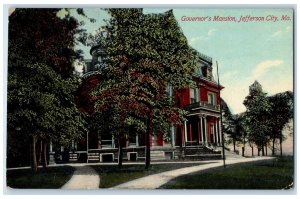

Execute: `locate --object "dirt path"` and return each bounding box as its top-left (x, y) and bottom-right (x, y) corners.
top-left (112, 156), bottom-right (274, 189)
top-left (61, 166), bottom-right (100, 189)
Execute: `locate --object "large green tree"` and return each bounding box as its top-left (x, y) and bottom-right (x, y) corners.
top-left (268, 91), bottom-right (293, 156)
top-left (243, 81), bottom-right (271, 156)
top-left (92, 9), bottom-right (197, 168)
top-left (8, 9), bottom-right (87, 171)
top-left (223, 114), bottom-right (243, 153)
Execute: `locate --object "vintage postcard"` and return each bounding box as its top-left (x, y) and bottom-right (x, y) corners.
top-left (5, 6), bottom-right (294, 193)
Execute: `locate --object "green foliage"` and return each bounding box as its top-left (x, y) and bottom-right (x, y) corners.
top-left (91, 9), bottom-right (197, 140)
top-left (7, 8), bottom-right (88, 167)
top-left (7, 62), bottom-right (86, 146)
top-left (223, 113), bottom-right (244, 148)
top-left (9, 9), bottom-right (86, 78)
top-left (268, 91), bottom-right (293, 141)
top-left (243, 81), bottom-right (272, 149)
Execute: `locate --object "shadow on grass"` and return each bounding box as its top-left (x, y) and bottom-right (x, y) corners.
top-left (159, 156), bottom-right (294, 189)
top-left (91, 162), bottom-right (210, 188)
top-left (7, 166), bottom-right (75, 189)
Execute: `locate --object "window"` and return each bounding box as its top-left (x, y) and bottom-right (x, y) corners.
top-left (166, 84), bottom-right (173, 98)
top-left (207, 68), bottom-right (212, 80)
top-left (190, 88), bottom-right (199, 103)
top-left (207, 92), bottom-right (216, 105)
top-left (201, 66), bottom-right (207, 77)
top-left (201, 65), bottom-right (213, 80)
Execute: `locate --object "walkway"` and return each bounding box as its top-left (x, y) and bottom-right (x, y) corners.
top-left (61, 166), bottom-right (100, 189)
top-left (112, 156), bottom-right (274, 189)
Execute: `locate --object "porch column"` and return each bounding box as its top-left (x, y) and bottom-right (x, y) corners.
top-left (50, 140), bottom-right (53, 152)
top-left (136, 134), bottom-right (139, 147)
top-left (170, 125), bottom-right (175, 147)
top-left (184, 120), bottom-right (188, 146)
top-left (212, 124), bottom-right (216, 143)
top-left (112, 135), bottom-right (115, 148)
top-left (204, 116), bottom-right (208, 145)
top-left (218, 117), bottom-right (222, 145)
top-left (197, 116), bottom-right (201, 144)
top-left (200, 116), bottom-right (204, 144)
top-left (189, 124), bottom-right (193, 142)
top-left (215, 120), bottom-right (219, 145)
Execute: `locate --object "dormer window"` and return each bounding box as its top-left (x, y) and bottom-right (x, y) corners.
top-left (201, 65), bottom-right (213, 80)
top-left (207, 68), bottom-right (212, 80)
top-left (201, 66), bottom-right (207, 77)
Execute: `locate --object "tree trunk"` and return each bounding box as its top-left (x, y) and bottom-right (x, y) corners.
top-left (272, 137), bottom-right (275, 156)
top-left (280, 134), bottom-right (283, 157)
top-left (38, 140), bottom-right (42, 166)
top-left (262, 143), bottom-right (265, 156)
top-left (233, 139), bottom-right (236, 152)
top-left (42, 141), bottom-right (48, 169)
top-left (118, 133), bottom-right (123, 167)
top-left (242, 134), bottom-right (246, 157)
top-left (32, 135), bottom-right (38, 173)
top-left (145, 111), bottom-right (153, 169)
top-left (265, 143), bottom-right (268, 156)
top-left (258, 148), bottom-right (260, 156)
top-left (251, 146), bottom-right (254, 157)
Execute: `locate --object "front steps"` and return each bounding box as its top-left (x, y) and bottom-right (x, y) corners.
top-left (183, 145), bottom-right (222, 160)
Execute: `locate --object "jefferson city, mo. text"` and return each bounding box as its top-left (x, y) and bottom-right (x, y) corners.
top-left (181, 15), bottom-right (280, 22)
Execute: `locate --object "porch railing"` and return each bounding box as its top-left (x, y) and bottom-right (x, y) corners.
top-left (186, 101), bottom-right (220, 111)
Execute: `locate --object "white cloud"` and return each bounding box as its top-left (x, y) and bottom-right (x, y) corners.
top-left (267, 26), bottom-right (291, 41)
top-left (252, 60), bottom-right (283, 79)
top-left (189, 29), bottom-right (217, 45)
top-left (208, 28), bottom-right (217, 36)
top-left (189, 36), bottom-right (205, 44)
top-left (271, 30), bottom-right (282, 37)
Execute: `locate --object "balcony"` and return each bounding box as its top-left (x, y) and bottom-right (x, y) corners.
top-left (82, 71), bottom-right (101, 79)
top-left (185, 101), bottom-right (220, 112)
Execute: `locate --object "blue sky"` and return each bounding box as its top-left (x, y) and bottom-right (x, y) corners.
top-left (75, 8), bottom-right (294, 114)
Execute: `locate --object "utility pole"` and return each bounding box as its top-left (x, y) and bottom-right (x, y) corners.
top-left (216, 61), bottom-right (226, 168)
top-left (86, 131), bottom-right (89, 163)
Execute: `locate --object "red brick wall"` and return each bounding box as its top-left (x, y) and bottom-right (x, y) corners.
top-left (200, 87), bottom-right (208, 102)
top-left (181, 88), bottom-right (190, 106)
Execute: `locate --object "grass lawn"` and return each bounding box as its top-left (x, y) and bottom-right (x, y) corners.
top-left (160, 156), bottom-right (294, 189)
top-left (91, 162), bottom-right (208, 188)
top-left (7, 166), bottom-right (75, 189)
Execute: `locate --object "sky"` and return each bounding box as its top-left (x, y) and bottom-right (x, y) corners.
top-left (75, 8), bottom-right (294, 114)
